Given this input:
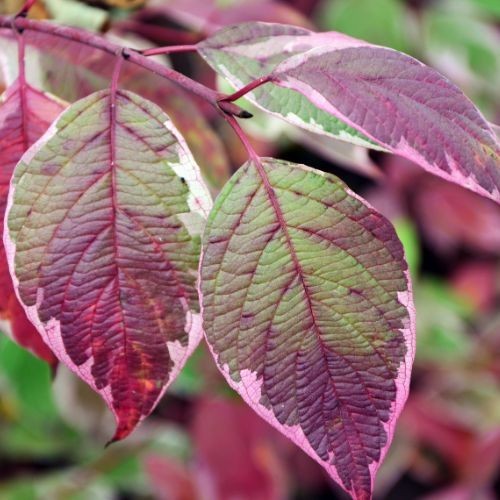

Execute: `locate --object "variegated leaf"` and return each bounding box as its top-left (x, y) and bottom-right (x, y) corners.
top-left (201, 157), bottom-right (415, 500)
top-left (5, 89), bottom-right (212, 441)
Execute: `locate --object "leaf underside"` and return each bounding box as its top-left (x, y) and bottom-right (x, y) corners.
top-left (201, 158), bottom-right (415, 500)
top-left (0, 79), bottom-right (64, 365)
top-left (199, 22), bottom-right (500, 203)
top-left (5, 89), bottom-right (212, 441)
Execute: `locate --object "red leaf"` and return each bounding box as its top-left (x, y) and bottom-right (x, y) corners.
top-left (450, 262), bottom-right (497, 313)
top-left (144, 455), bottom-right (198, 500)
top-left (413, 178), bottom-right (500, 255)
top-left (0, 79), bottom-right (64, 365)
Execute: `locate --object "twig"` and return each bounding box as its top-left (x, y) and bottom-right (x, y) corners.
top-left (222, 114), bottom-right (260, 163)
top-left (218, 76), bottom-right (274, 103)
top-left (0, 15), bottom-right (249, 118)
top-left (139, 44), bottom-right (198, 57)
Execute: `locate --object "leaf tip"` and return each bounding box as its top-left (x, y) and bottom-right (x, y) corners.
top-left (106, 419), bottom-right (135, 447)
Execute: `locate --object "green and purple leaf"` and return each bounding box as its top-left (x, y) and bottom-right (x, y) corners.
top-left (198, 22), bottom-right (500, 203)
top-left (5, 89), bottom-right (212, 441)
top-left (0, 79), bottom-right (64, 365)
top-left (200, 157), bottom-right (415, 500)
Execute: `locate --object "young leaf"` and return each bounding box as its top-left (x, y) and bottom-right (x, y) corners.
top-left (0, 79), bottom-right (64, 365)
top-left (200, 158), bottom-right (415, 500)
top-left (5, 89), bottom-right (212, 441)
top-left (198, 22), bottom-right (500, 203)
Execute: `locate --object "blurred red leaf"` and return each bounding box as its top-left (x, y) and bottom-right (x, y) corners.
top-left (401, 395), bottom-right (476, 473)
top-left (192, 398), bottom-right (289, 500)
top-left (450, 262), bottom-right (498, 313)
top-left (144, 455), bottom-right (198, 500)
top-left (414, 178), bottom-right (500, 255)
top-left (381, 156), bottom-right (500, 255)
top-left (0, 79), bottom-right (64, 365)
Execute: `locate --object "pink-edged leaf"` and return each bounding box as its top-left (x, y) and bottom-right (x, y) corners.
top-left (200, 157), bottom-right (415, 500)
top-left (5, 89), bottom-right (212, 441)
top-left (198, 22), bottom-right (500, 203)
top-left (490, 122), bottom-right (500, 142)
top-left (0, 79), bottom-right (64, 365)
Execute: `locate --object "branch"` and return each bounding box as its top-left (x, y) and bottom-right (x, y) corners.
top-left (114, 20), bottom-right (202, 46)
top-left (0, 15), bottom-right (249, 118)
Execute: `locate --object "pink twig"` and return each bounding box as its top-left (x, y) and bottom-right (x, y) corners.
top-left (140, 44), bottom-right (198, 57)
top-left (10, 15), bottom-right (29, 150)
top-left (219, 76), bottom-right (274, 103)
top-left (15, 0), bottom-right (37, 18)
top-left (223, 114), bottom-right (260, 164)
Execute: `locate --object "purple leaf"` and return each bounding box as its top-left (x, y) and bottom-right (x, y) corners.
top-left (200, 157), bottom-right (415, 499)
top-left (273, 47), bottom-right (500, 203)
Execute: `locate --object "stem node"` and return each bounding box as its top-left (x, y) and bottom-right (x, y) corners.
top-left (218, 100), bottom-right (253, 119)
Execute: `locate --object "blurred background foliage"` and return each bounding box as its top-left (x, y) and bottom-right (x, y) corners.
top-left (0, 0), bottom-right (499, 499)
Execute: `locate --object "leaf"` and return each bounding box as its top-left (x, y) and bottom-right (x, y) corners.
top-left (199, 22), bottom-right (500, 203)
top-left (422, 10), bottom-right (500, 104)
top-left (144, 454), bottom-right (198, 500)
top-left (200, 157), bottom-right (415, 500)
top-left (492, 122), bottom-right (500, 141)
top-left (44, 0), bottom-right (109, 31)
top-left (197, 23), bottom-right (380, 149)
top-left (5, 89), bottom-right (212, 441)
top-left (0, 79), bottom-right (64, 365)
top-left (289, 129), bottom-right (383, 180)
